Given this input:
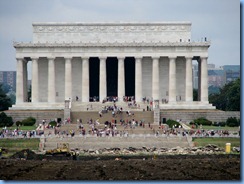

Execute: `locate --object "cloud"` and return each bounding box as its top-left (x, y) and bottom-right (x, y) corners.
top-left (0, 0), bottom-right (240, 71)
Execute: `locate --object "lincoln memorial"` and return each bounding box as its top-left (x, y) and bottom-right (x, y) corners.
top-left (12, 22), bottom-right (215, 110)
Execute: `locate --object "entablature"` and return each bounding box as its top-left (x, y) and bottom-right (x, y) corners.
top-left (13, 41), bottom-right (210, 48)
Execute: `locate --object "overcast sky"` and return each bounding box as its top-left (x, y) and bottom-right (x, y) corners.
top-left (0, 0), bottom-right (240, 72)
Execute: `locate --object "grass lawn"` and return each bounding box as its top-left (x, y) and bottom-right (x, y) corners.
top-left (0, 138), bottom-right (40, 157)
top-left (1, 125), bottom-right (37, 131)
top-left (201, 126), bottom-right (239, 131)
top-left (193, 137), bottom-right (240, 149)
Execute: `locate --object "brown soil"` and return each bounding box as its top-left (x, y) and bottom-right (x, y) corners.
top-left (0, 151), bottom-right (240, 180)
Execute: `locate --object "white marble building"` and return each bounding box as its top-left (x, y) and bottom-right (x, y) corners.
top-left (12, 22), bottom-right (215, 110)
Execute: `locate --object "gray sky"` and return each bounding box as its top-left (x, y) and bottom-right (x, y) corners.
top-left (0, 0), bottom-right (240, 71)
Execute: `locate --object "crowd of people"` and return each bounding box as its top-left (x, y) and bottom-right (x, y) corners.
top-left (0, 127), bottom-right (38, 138)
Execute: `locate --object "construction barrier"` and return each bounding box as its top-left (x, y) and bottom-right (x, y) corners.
top-left (225, 143), bottom-right (231, 153)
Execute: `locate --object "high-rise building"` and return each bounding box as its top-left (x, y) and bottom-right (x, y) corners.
top-left (222, 65), bottom-right (240, 83)
top-left (207, 64), bottom-right (225, 88)
top-left (0, 71), bottom-right (16, 92)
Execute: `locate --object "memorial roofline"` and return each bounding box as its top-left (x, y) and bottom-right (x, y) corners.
top-left (14, 41), bottom-right (210, 48)
top-left (32, 21), bottom-right (192, 26)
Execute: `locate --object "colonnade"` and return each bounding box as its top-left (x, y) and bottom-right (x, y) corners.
top-left (15, 56), bottom-right (208, 104)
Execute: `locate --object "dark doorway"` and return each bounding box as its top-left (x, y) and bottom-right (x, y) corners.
top-left (89, 57), bottom-right (99, 101)
top-left (125, 57), bottom-right (135, 96)
top-left (106, 57), bottom-right (118, 97)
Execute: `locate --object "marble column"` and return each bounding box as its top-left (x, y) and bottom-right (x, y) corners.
top-left (135, 57), bottom-right (142, 102)
top-left (198, 61), bottom-right (201, 101)
top-left (65, 58), bottom-right (72, 100)
top-left (185, 57), bottom-right (193, 102)
top-left (117, 57), bottom-right (125, 102)
top-left (200, 57), bottom-right (208, 102)
top-left (31, 57), bottom-right (39, 103)
top-left (82, 57), bottom-right (89, 102)
top-left (99, 57), bottom-right (107, 102)
top-left (16, 58), bottom-right (24, 104)
top-left (48, 57), bottom-right (56, 102)
top-left (168, 57), bottom-right (176, 103)
top-left (152, 57), bottom-right (159, 100)
top-left (23, 60), bottom-right (28, 102)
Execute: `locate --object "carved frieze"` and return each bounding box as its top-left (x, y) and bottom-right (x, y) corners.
top-left (33, 24), bottom-right (190, 33)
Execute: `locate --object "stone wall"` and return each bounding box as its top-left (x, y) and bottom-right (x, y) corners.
top-left (160, 110), bottom-right (240, 122)
top-left (4, 110), bottom-right (64, 124)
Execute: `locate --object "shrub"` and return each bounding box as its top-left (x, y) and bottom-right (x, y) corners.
top-left (226, 117), bottom-right (240, 127)
top-left (49, 121), bottom-right (57, 127)
top-left (16, 121), bottom-right (22, 126)
top-left (21, 117), bottom-right (36, 126)
top-left (0, 112), bottom-right (14, 127)
top-left (165, 119), bottom-right (180, 128)
top-left (193, 117), bottom-right (212, 126)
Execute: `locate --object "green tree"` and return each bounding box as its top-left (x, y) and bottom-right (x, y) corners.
top-left (209, 78), bottom-right (240, 111)
top-left (208, 85), bottom-right (220, 95)
top-left (0, 83), bottom-right (11, 94)
top-left (0, 84), bottom-right (12, 111)
top-left (8, 93), bottom-right (16, 104)
top-left (0, 112), bottom-right (14, 127)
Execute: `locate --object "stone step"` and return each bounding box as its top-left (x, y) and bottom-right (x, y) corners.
top-left (71, 102), bottom-right (150, 112)
top-left (71, 111), bottom-right (154, 125)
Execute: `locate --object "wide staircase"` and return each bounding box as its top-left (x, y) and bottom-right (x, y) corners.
top-left (42, 110), bottom-right (191, 150)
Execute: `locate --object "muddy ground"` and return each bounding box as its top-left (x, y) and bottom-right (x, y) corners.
top-left (0, 150), bottom-right (240, 180)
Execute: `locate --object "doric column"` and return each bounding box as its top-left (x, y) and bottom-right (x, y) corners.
top-left (82, 57), bottom-right (89, 102)
top-left (168, 57), bottom-right (176, 103)
top-left (23, 60), bottom-right (28, 102)
top-left (117, 57), bottom-right (125, 102)
top-left (16, 58), bottom-right (24, 104)
top-left (200, 57), bottom-right (208, 102)
top-left (31, 57), bottom-right (39, 103)
top-left (135, 57), bottom-right (142, 102)
top-left (48, 57), bottom-right (56, 102)
top-left (152, 57), bottom-right (159, 100)
top-left (65, 57), bottom-right (72, 100)
top-left (99, 57), bottom-right (107, 102)
top-left (185, 57), bottom-right (193, 102)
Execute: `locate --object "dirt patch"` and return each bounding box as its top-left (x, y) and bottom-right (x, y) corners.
top-left (0, 154), bottom-right (240, 180)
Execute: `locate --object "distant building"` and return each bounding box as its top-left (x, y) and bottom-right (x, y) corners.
top-left (208, 70), bottom-right (225, 87)
top-left (207, 64), bottom-right (225, 88)
top-left (0, 71), bottom-right (16, 92)
top-left (222, 65), bottom-right (240, 83)
top-left (192, 64), bottom-right (239, 90)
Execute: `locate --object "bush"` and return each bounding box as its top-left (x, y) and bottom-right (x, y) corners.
top-left (21, 117), bottom-right (36, 126)
top-left (165, 119), bottom-right (180, 128)
top-left (226, 117), bottom-right (240, 127)
top-left (16, 121), bottom-right (22, 126)
top-left (193, 117), bottom-right (212, 126)
top-left (212, 122), bottom-right (226, 127)
top-left (0, 112), bottom-right (14, 127)
top-left (49, 121), bottom-right (57, 127)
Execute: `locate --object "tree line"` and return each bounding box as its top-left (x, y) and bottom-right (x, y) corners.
top-left (209, 78), bottom-right (240, 111)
